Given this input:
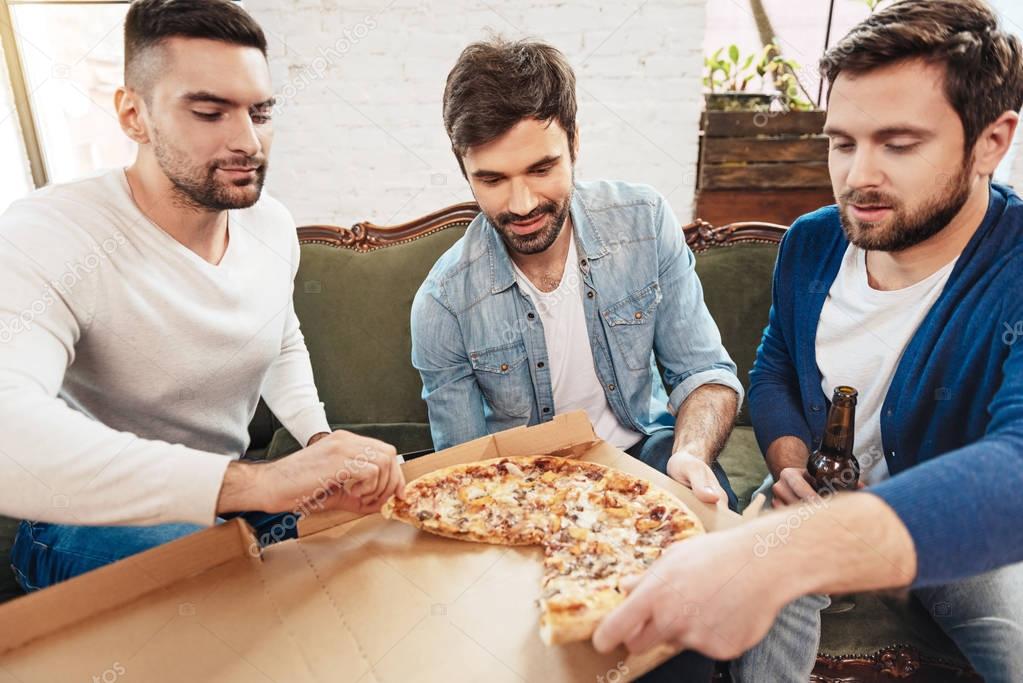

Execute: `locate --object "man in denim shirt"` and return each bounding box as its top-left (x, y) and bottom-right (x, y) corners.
top-left (411, 38), bottom-right (744, 515)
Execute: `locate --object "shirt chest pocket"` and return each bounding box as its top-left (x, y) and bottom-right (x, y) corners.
top-left (470, 341), bottom-right (533, 417)
top-left (602, 283), bottom-right (662, 371)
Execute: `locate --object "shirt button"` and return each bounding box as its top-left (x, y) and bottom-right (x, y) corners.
top-left (886, 409), bottom-right (894, 417)
top-left (811, 405), bottom-right (821, 413)
top-left (543, 407), bottom-right (551, 414)
top-left (537, 362), bottom-right (545, 369)
top-left (580, 258), bottom-right (588, 267)
top-left (634, 311), bottom-right (643, 320)
top-left (527, 312), bottom-right (536, 320)
top-left (500, 363), bottom-right (509, 372)
top-left (587, 291), bottom-right (595, 299)
top-left (608, 384), bottom-right (616, 391)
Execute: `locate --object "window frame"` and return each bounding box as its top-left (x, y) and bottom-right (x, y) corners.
top-left (0, 0), bottom-right (53, 187)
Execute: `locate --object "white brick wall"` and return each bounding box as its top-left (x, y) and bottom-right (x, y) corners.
top-left (245, 0), bottom-right (707, 227)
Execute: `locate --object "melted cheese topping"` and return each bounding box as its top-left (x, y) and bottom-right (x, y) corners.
top-left (395, 456), bottom-right (701, 639)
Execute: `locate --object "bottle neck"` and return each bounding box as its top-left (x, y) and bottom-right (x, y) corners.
top-left (821, 401), bottom-right (855, 456)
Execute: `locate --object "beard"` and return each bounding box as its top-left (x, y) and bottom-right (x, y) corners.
top-left (837, 161), bottom-right (973, 252)
top-left (487, 190), bottom-right (573, 256)
top-left (152, 129), bottom-right (267, 211)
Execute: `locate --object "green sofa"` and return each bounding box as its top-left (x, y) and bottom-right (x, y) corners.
top-left (0, 206), bottom-right (979, 681)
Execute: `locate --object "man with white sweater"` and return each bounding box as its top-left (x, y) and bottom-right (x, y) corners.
top-left (3, 0), bottom-right (404, 591)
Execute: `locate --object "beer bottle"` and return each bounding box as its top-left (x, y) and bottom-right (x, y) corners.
top-left (807, 386), bottom-right (860, 494)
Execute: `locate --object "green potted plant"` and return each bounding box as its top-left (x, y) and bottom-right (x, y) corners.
top-left (704, 44), bottom-right (773, 112)
top-left (756, 42), bottom-right (816, 112)
top-left (704, 41), bottom-right (815, 112)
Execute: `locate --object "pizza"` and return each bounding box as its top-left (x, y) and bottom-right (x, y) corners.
top-left (381, 455), bottom-right (704, 645)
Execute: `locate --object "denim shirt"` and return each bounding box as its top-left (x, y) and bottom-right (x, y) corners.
top-left (411, 179), bottom-right (743, 451)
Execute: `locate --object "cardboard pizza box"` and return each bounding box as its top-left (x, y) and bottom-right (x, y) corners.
top-left (0, 411), bottom-right (742, 682)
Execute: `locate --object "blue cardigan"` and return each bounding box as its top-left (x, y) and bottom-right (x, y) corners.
top-left (749, 184), bottom-right (1023, 587)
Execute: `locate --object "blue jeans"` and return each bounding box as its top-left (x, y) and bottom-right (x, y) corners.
top-left (10, 511), bottom-right (298, 593)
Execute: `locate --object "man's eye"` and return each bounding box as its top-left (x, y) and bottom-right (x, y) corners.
top-left (886, 143), bottom-right (918, 153)
top-left (252, 113), bottom-right (273, 124)
top-left (831, 142), bottom-right (854, 152)
top-left (480, 178), bottom-right (503, 186)
top-left (193, 111), bottom-right (221, 121)
top-left (531, 167), bottom-right (553, 176)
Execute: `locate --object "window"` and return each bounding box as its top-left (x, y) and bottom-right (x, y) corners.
top-left (0, 42), bottom-right (32, 213)
top-left (7, 0), bottom-right (134, 186)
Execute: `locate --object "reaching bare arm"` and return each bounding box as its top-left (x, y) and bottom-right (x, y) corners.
top-left (593, 491), bottom-right (916, 660)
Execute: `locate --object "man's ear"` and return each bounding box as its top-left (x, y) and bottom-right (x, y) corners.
top-left (571, 127), bottom-right (581, 161)
top-left (972, 110), bottom-right (1018, 178)
top-left (115, 87), bottom-right (151, 145)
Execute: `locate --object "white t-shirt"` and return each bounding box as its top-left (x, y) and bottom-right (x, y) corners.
top-left (513, 232), bottom-right (643, 450)
top-left (816, 245), bottom-right (956, 485)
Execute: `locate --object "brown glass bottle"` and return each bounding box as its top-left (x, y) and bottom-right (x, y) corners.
top-left (807, 386), bottom-right (860, 494)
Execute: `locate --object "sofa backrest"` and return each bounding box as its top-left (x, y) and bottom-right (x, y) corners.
top-left (686, 220), bottom-right (786, 426)
top-left (286, 204), bottom-right (477, 453)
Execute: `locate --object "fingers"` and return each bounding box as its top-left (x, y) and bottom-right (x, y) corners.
top-left (592, 575), bottom-right (657, 654)
top-left (619, 573), bottom-right (643, 594)
top-left (349, 458), bottom-right (381, 499)
top-left (317, 432), bottom-right (405, 512)
top-left (771, 478), bottom-right (797, 507)
top-left (391, 456), bottom-right (407, 500)
top-left (669, 454), bottom-right (723, 505)
top-left (326, 435), bottom-right (393, 497)
top-left (351, 450), bottom-right (406, 510)
top-left (772, 468), bottom-right (818, 507)
top-left (783, 468), bottom-right (818, 501)
top-left (688, 464), bottom-right (724, 505)
top-left (625, 616), bottom-right (675, 656)
top-left (367, 450), bottom-right (403, 504)
top-left (369, 450), bottom-right (394, 501)
top-left (329, 491), bottom-right (382, 515)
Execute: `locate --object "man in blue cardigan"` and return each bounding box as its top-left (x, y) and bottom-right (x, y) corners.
top-left (592, 1), bottom-right (1023, 679)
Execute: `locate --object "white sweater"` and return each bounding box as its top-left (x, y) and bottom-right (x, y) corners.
top-left (0, 170), bottom-right (330, 527)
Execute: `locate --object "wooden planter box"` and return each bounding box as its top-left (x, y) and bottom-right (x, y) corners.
top-left (696, 110), bottom-right (832, 227)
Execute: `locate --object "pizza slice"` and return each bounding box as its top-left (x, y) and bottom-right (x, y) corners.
top-left (381, 455), bottom-right (564, 544)
top-left (381, 455), bottom-right (704, 646)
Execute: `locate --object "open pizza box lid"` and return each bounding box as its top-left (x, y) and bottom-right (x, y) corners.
top-left (0, 411), bottom-right (742, 682)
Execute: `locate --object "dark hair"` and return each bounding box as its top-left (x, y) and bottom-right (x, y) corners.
top-left (125, 0), bottom-right (268, 92)
top-left (443, 37), bottom-right (577, 176)
top-left (820, 0), bottom-right (1023, 153)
